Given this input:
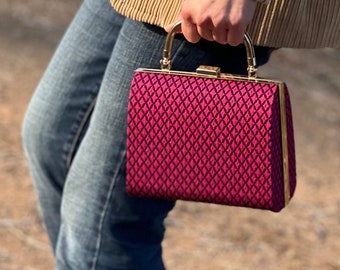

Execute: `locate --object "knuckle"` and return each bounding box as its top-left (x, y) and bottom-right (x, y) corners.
top-left (213, 16), bottom-right (229, 29)
top-left (229, 13), bottom-right (243, 26)
top-left (181, 9), bottom-right (191, 21)
top-left (196, 15), bottom-right (212, 28)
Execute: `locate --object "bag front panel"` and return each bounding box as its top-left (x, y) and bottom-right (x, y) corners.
top-left (127, 71), bottom-right (291, 211)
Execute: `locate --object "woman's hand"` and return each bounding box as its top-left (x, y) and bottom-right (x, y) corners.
top-left (165, 0), bottom-right (257, 46)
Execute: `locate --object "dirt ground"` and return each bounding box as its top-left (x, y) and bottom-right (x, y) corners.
top-left (0, 1), bottom-right (339, 269)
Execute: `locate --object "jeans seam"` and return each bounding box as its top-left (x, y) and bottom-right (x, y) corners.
top-left (91, 143), bottom-right (126, 270)
top-left (66, 96), bottom-right (97, 170)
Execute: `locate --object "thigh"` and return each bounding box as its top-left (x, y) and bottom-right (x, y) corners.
top-left (56, 19), bottom-right (177, 270)
top-left (23, 0), bottom-right (125, 188)
top-left (22, 0), bottom-right (125, 249)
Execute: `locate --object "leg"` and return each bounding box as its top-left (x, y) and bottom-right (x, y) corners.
top-left (24, 1), bottom-right (274, 266)
top-left (22, 0), bottom-right (125, 250)
top-left (53, 19), bottom-right (274, 270)
top-left (54, 19), bottom-right (177, 270)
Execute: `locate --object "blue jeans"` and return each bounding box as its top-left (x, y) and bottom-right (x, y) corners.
top-left (22, 0), bottom-right (273, 269)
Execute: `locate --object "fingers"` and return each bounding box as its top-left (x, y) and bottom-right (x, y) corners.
top-left (165, 20), bottom-right (243, 45)
top-left (211, 28), bottom-right (229, 44)
top-left (165, 18), bottom-right (202, 44)
top-left (164, 16), bottom-right (182, 33)
top-left (165, 0), bottom-right (257, 46)
top-left (182, 20), bottom-right (202, 43)
top-left (165, 17), bottom-right (227, 44)
top-left (225, 25), bottom-right (245, 46)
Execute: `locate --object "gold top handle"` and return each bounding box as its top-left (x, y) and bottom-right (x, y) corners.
top-left (160, 21), bottom-right (258, 78)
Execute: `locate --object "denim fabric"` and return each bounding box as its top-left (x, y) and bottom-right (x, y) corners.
top-left (22, 0), bottom-right (273, 269)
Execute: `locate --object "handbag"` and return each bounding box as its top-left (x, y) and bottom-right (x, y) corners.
top-left (126, 22), bottom-right (296, 212)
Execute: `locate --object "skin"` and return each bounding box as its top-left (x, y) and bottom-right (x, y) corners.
top-left (165, 0), bottom-right (258, 46)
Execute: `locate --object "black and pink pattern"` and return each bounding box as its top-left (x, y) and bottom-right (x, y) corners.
top-left (126, 71), bottom-right (296, 212)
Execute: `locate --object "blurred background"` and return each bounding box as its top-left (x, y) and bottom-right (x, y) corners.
top-left (0, 1), bottom-right (339, 269)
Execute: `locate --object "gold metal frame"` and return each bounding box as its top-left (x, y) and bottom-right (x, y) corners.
top-left (279, 84), bottom-right (291, 206)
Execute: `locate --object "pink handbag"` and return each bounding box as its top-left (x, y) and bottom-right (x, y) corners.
top-left (126, 22), bottom-right (296, 212)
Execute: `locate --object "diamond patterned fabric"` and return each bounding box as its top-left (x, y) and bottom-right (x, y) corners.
top-left (127, 71), bottom-right (296, 212)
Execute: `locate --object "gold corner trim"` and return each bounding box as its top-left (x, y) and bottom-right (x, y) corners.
top-left (278, 83), bottom-right (290, 206)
